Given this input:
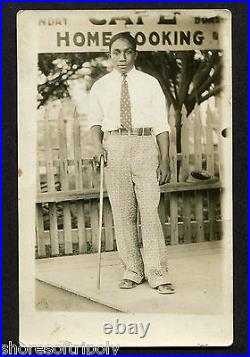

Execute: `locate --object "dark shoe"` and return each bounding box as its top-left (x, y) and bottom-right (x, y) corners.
top-left (156, 283), bottom-right (175, 294)
top-left (119, 279), bottom-right (139, 289)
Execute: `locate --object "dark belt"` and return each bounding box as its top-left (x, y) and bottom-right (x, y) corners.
top-left (109, 128), bottom-right (152, 136)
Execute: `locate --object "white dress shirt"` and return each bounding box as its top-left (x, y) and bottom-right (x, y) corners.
top-left (88, 67), bottom-right (170, 136)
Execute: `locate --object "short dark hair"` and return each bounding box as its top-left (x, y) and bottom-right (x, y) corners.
top-left (109, 32), bottom-right (137, 52)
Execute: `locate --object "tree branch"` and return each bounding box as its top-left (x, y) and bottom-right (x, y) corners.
top-left (191, 52), bottom-right (220, 97)
top-left (189, 62), bottom-right (222, 101)
top-left (198, 85), bottom-right (223, 103)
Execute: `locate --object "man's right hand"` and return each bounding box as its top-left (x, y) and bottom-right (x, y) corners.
top-left (93, 144), bottom-right (107, 168)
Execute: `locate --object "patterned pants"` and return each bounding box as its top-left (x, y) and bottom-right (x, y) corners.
top-left (104, 134), bottom-right (169, 288)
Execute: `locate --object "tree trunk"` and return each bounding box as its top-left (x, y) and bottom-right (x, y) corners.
top-left (175, 108), bottom-right (182, 154)
top-left (175, 108), bottom-right (182, 181)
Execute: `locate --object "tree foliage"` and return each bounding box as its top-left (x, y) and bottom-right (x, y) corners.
top-left (37, 53), bottom-right (109, 108)
top-left (136, 50), bottom-right (222, 116)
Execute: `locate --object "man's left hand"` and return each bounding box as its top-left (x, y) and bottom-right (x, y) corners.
top-left (157, 159), bottom-right (171, 185)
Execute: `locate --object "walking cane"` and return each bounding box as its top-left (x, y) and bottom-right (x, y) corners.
top-left (97, 155), bottom-right (104, 290)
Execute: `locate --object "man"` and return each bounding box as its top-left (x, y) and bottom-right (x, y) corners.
top-left (89, 32), bottom-right (175, 294)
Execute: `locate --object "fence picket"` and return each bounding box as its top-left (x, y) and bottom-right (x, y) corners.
top-left (36, 159), bottom-right (47, 257)
top-left (63, 204), bottom-right (73, 253)
top-left (195, 191), bottom-right (204, 242)
top-left (44, 108), bottom-right (55, 191)
top-left (73, 108), bottom-right (83, 190)
top-left (49, 203), bottom-right (59, 255)
top-left (82, 160), bottom-right (93, 188)
top-left (193, 105), bottom-right (205, 242)
top-left (77, 203), bottom-right (87, 253)
top-left (58, 108), bottom-right (68, 189)
top-left (58, 108), bottom-right (73, 254)
top-left (73, 108), bottom-right (88, 253)
top-left (36, 204), bottom-right (46, 257)
top-left (92, 165), bottom-right (100, 189)
top-left (44, 108), bottom-right (59, 255)
top-left (183, 192), bottom-right (192, 243)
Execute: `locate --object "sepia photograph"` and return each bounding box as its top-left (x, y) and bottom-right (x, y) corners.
top-left (17, 8), bottom-right (233, 348)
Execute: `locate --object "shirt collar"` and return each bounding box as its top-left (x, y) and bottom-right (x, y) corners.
top-left (112, 66), bottom-right (137, 80)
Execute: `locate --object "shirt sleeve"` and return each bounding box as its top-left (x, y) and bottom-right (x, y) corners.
top-left (88, 83), bottom-right (104, 129)
top-left (151, 78), bottom-right (171, 136)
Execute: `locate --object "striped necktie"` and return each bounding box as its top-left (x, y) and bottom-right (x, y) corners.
top-left (120, 74), bottom-right (132, 130)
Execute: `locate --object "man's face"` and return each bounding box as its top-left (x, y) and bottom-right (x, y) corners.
top-left (110, 38), bottom-right (137, 74)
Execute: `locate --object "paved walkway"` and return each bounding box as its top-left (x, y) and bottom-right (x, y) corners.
top-left (36, 241), bottom-right (226, 314)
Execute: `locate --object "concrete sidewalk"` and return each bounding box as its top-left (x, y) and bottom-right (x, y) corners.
top-left (36, 241), bottom-right (225, 314)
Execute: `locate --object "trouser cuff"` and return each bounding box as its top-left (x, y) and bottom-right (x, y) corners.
top-left (123, 271), bottom-right (145, 284)
top-left (147, 271), bottom-right (170, 288)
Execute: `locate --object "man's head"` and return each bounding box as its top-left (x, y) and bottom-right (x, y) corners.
top-left (109, 32), bottom-right (137, 74)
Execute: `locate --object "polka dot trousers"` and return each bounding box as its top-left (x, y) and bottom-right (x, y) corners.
top-left (104, 134), bottom-right (169, 288)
